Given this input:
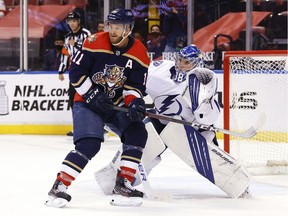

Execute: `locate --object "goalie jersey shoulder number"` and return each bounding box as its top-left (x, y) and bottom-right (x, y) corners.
top-left (146, 60), bottom-right (195, 123)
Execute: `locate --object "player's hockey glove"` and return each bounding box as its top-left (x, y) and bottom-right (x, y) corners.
top-left (83, 86), bottom-right (113, 115)
top-left (127, 98), bottom-right (146, 122)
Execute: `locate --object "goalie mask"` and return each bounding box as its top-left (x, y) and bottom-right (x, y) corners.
top-left (174, 44), bottom-right (203, 83)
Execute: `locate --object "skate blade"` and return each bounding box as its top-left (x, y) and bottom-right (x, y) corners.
top-left (45, 196), bottom-right (68, 208)
top-left (110, 195), bottom-right (142, 207)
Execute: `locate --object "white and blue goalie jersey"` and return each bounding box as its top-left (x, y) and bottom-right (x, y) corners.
top-left (146, 60), bottom-right (220, 126)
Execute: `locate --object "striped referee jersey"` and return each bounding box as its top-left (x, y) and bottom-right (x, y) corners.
top-left (58, 26), bottom-right (91, 74)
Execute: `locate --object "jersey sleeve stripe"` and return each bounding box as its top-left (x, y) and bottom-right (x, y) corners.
top-left (71, 76), bottom-right (92, 95)
top-left (123, 86), bottom-right (143, 98)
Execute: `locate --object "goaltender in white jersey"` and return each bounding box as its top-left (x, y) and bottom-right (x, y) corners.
top-left (146, 57), bottom-right (220, 139)
top-left (95, 44), bottom-right (251, 199)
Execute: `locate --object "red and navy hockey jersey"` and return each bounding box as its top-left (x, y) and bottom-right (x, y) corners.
top-left (69, 32), bottom-right (150, 106)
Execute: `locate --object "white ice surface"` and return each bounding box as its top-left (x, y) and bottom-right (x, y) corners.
top-left (0, 134), bottom-right (287, 216)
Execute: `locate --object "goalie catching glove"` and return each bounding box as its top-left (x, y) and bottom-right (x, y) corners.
top-left (188, 68), bottom-right (220, 126)
top-left (82, 86), bottom-right (113, 115)
top-left (127, 98), bottom-right (146, 122)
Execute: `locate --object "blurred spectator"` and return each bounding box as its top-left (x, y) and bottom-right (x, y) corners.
top-left (253, 0), bottom-right (265, 11)
top-left (194, 4), bottom-right (211, 32)
top-left (146, 24), bottom-right (166, 59)
top-left (42, 34), bottom-right (64, 71)
top-left (265, 0), bottom-right (288, 40)
top-left (264, 0), bottom-right (287, 14)
top-left (231, 0), bottom-right (246, 12)
top-left (248, 0), bottom-right (288, 40)
top-left (0, 0), bottom-right (6, 18)
top-left (96, 22), bottom-right (105, 32)
top-left (232, 0), bottom-right (287, 13)
top-left (133, 32), bottom-right (146, 45)
top-left (160, 0), bottom-right (187, 52)
top-left (232, 0), bottom-right (267, 12)
top-left (151, 24), bottom-right (161, 33)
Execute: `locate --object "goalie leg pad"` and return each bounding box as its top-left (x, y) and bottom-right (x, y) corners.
top-left (160, 122), bottom-right (251, 198)
top-left (94, 161), bottom-right (118, 195)
top-left (95, 122), bottom-right (166, 194)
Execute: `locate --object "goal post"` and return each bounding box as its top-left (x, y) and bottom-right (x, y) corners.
top-left (223, 50), bottom-right (288, 175)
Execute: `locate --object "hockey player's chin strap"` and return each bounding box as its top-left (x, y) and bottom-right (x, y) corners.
top-left (112, 30), bottom-right (132, 46)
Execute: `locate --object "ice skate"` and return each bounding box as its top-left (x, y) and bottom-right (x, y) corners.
top-left (110, 177), bottom-right (144, 207)
top-left (45, 179), bottom-right (71, 208)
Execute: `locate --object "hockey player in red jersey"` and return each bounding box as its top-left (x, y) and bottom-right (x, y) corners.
top-left (45, 8), bottom-right (150, 208)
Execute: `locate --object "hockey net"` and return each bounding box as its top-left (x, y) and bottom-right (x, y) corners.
top-left (223, 50), bottom-right (288, 175)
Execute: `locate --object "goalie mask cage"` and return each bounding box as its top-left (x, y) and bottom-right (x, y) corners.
top-left (223, 50), bottom-right (288, 175)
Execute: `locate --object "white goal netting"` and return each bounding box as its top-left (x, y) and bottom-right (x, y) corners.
top-left (224, 51), bottom-right (288, 175)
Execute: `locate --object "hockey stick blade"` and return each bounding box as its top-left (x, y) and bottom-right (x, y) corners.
top-left (111, 106), bottom-right (263, 139)
top-left (218, 112), bottom-right (267, 139)
top-left (217, 127), bottom-right (256, 139)
top-left (137, 163), bottom-right (171, 201)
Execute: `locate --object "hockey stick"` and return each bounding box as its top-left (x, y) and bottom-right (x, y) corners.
top-left (137, 163), bottom-right (171, 201)
top-left (111, 106), bottom-right (266, 139)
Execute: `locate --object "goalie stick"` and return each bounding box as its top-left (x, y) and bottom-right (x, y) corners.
top-left (111, 105), bottom-right (266, 139)
top-left (137, 163), bottom-right (171, 201)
